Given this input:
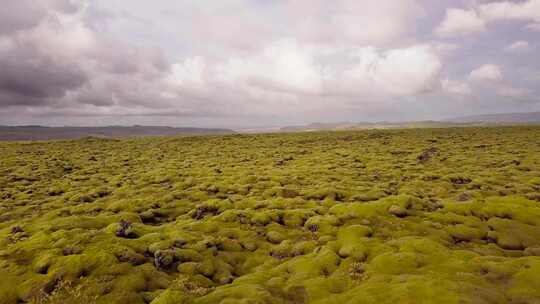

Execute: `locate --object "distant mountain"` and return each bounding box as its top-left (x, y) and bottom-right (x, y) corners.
top-left (279, 112), bottom-right (540, 133)
top-left (280, 121), bottom-right (472, 132)
top-left (447, 112), bottom-right (540, 123)
top-left (0, 126), bottom-right (234, 141)
top-left (280, 122), bottom-right (360, 132)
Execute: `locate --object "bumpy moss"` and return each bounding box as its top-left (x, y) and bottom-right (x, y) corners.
top-left (1, 126), bottom-right (540, 303)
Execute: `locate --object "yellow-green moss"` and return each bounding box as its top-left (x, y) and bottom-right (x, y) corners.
top-left (1, 126), bottom-right (540, 303)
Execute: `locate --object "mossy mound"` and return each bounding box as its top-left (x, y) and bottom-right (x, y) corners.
top-left (1, 126), bottom-right (540, 303)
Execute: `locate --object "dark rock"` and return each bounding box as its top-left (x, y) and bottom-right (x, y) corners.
top-left (154, 250), bottom-right (175, 270)
top-left (62, 247), bottom-right (82, 256)
top-left (10, 226), bottom-right (23, 234)
top-left (117, 250), bottom-right (146, 266)
top-left (457, 193), bottom-right (472, 202)
top-left (450, 176), bottom-right (472, 185)
top-left (388, 205), bottom-right (408, 218)
top-left (417, 147), bottom-right (439, 163)
top-left (282, 188), bottom-right (299, 198)
top-left (307, 224), bottom-right (318, 232)
top-left (192, 205), bottom-right (219, 220)
top-left (116, 220), bottom-right (134, 238)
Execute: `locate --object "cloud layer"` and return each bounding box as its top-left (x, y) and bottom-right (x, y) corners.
top-left (0, 0), bottom-right (539, 127)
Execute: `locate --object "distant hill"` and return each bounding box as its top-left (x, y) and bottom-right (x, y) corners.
top-left (0, 126), bottom-right (234, 141)
top-left (280, 121), bottom-right (474, 132)
top-left (447, 112), bottom-right (540, 123)
top-left (279, 112), bottom-right (540, 132)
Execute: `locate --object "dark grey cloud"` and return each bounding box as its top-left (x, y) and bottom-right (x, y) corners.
top-left (0, 52), bottom-right (87, 105)
top-left (0, 0), bottom-right (176, 111)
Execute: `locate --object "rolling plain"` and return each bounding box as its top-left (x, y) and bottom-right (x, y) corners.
top-left (1, 126), bottom-right (540, 303)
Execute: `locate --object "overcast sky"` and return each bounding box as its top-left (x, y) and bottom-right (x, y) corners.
top-left (0, 0), bottom-right (539, 127)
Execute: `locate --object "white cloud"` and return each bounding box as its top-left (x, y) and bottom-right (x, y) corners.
top-left (525, 22), bottom-right (540, 31)
top-left (341, 45), bottom-right (441, 96)
top-left (441, 79), bottom-right (472, 95)
top-left (504, 40), bottom-right (530, 52)
top-left (497, 86), bottom-right (531, 98)
top-left (436, 0), bottom-right (540, 36)
top-left (288, 0), bottom-right (424, 45)
top-left (469, 64), bottom-right (503, 82)
top-left (164, 42), bottom-right (443, 115)
top-left (435, 8), bottom-right (486, 37)
top-left (219, 40), bottom-right (325, 95)
top-left (169, 57), bottom-right (207, 87)
top-left (478, 0), bottom-right (540, 22)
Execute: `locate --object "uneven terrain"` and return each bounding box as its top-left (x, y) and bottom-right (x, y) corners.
top-left (1, 126), bottom-right (540, 303)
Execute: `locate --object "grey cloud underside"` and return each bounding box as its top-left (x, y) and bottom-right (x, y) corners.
top-left (0, 46), bottom-right (170, 108)
top-left (0, 0), bottom-right (176, 112)
top-left (0, 53), bottom-right (87, 104)
top-left (0, 0), bottom-right (539, 127)
top-left (0, 0), bottom-right (77, 34)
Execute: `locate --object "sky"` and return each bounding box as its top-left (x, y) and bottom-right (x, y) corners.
top-left (0, 0), bottom-right (539, 128)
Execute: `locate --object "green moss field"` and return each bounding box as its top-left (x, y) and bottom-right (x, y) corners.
top-left (1, 126), bottom-right (540, 304)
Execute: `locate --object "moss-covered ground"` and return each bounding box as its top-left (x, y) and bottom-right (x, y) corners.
top-left (1, 126), bottom-right (540, 303)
